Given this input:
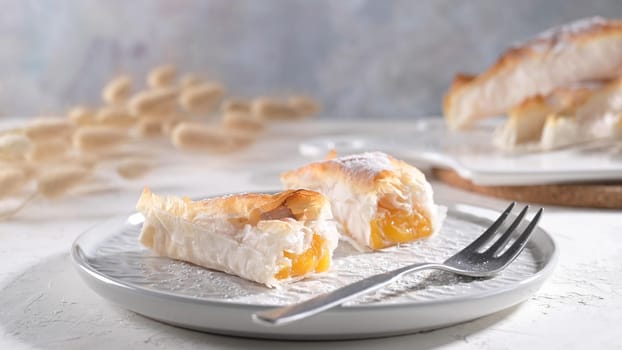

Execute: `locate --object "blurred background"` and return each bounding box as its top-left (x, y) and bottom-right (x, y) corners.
top-left (1, 0), bottom-right (622, 119)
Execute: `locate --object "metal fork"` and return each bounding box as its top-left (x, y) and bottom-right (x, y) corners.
top-left (253, 202), bottom-right (542, 326)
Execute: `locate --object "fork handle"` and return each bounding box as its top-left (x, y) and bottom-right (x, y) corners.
top-left (253, 262), bottom-right (441, 326)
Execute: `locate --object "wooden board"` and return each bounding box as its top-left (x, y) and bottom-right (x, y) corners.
top-left (432, 167), bottom-right (622, 209)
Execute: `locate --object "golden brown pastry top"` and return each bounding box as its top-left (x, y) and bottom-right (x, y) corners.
top-left (281, 152), bottom-right (427, 195)
top-left (137, 187), bottom-right (328, 226)
top-left (455, 17), bottom-right (622, 95)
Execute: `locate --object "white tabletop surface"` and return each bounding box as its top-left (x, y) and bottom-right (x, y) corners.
top-left (0, 121), bottom-right (620, 350)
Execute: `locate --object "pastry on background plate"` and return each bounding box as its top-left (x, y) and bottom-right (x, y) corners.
top-left (492, 82), bottom-right (602, 150)
top-left (444, 16), bottom-right (622, 152)
top-left (444, 17), bottom-right (622, 130)
top-left (281, 152), bottom-right (445, 251)
top-left (136, 188), bottom-right (339, 287)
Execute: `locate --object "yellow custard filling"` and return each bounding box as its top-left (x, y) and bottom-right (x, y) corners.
top-left (275, 234), bottom-right (331, 279)
top-left (369, 208), bottom-right (432, 250)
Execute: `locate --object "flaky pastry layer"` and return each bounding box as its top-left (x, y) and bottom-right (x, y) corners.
top-left (136, 188), bottom-right (339, 287)
top-left (281, 152), bottom-right (445, 250)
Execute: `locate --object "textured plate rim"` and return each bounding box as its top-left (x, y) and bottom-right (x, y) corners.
top-left (70, 204), bottom-right (558, 312)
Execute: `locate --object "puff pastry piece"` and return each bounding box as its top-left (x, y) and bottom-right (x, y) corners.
top-left (494, 78), bottom-right (622, 151)
top-left (539, 80), bottom-right (622, 150)
top-left (444, 17), bottom-right (622, 129)
top-left (493, 82), bottom-right (601, 150)
top-left (136, 188), bottom-right (339, 287)
top-left (281, 152), bottom-right (445, 251)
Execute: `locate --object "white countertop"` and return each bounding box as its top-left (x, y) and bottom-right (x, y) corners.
top-left (0, 121), bottom-right (620, 350)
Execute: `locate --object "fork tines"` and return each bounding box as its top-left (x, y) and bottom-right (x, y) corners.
top-left (468, 203), bottom-right (543, 259)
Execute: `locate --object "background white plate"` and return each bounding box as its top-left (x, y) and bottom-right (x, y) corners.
top-left (71, 204), bottom-right (557, 340)
top-left (298, 119), bottom-right (622, 186)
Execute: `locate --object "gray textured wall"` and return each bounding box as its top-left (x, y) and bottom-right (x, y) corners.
top-left (1, 0), bottom-right (622, 119)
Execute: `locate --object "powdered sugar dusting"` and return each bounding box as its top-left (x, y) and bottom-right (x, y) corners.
top-left (330, 152), bottom-right (394, 182)
top-left (514, 16), bottom-right (609, 53)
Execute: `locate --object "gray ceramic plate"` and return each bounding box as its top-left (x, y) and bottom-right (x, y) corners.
top-left (71, 204), bottom-right (557, 340)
